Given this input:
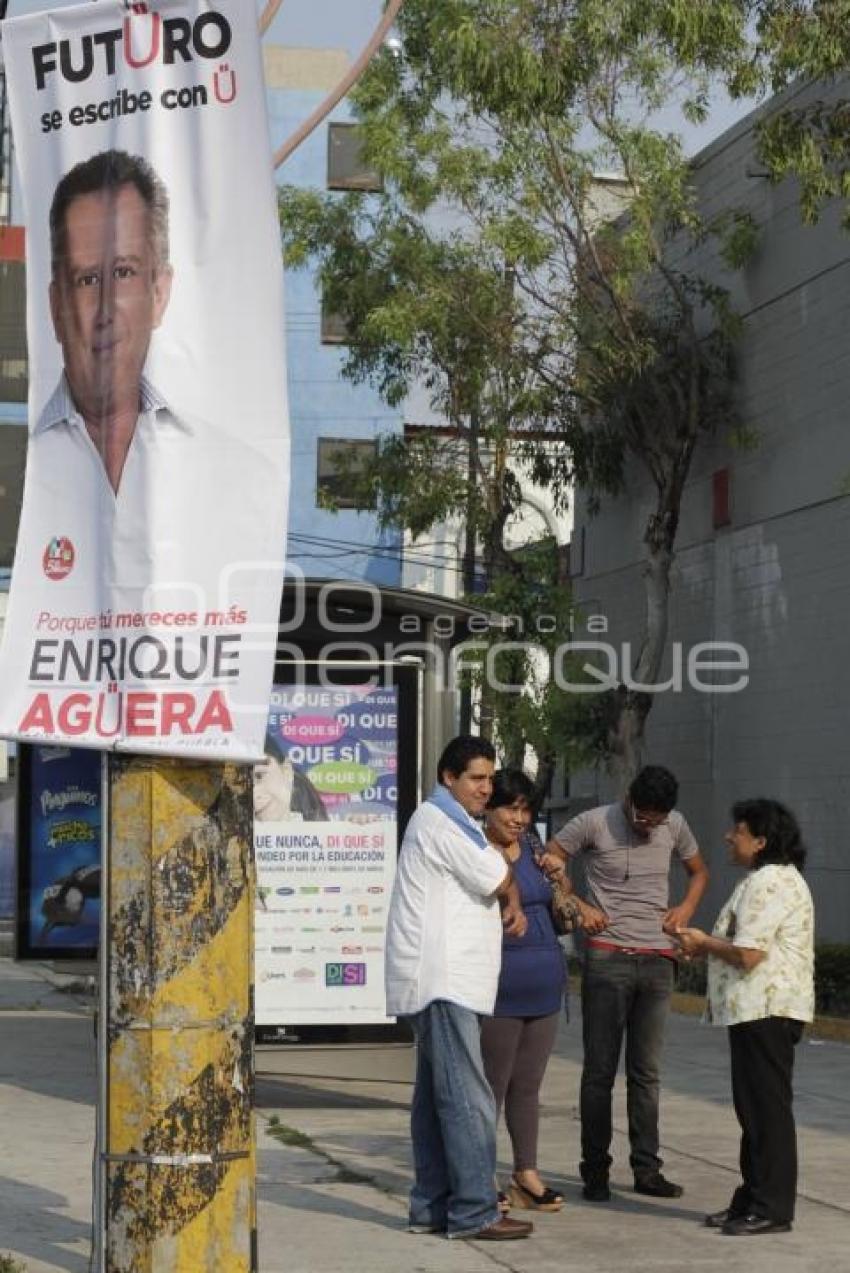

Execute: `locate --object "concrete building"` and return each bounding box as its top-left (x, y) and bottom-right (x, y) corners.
top-left (568, 77), bottom-right (850, 940)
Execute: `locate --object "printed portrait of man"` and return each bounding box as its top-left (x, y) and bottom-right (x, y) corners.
top-left (39, 149), bottom-right (175, 493)
top-left (0, 0), bottom-right (290, 759)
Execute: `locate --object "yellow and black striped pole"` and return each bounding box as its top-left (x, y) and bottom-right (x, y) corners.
top-left (101, 756), bottom-right (256, 1272)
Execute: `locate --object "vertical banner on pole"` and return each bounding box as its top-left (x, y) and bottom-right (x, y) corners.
top-left (0, 0), bottom-right (289, 761)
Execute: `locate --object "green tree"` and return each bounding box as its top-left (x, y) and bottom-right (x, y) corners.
top-left (281, 0), bottom-right (757, 783)
top-left (738, 1), bottom-right (850, 227)
top-left (283, 165), bottom-right (586, 785)
top-left (473, 538), bottom-right (599, 798)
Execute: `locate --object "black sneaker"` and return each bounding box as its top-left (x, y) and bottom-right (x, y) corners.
top-left (721, 1212), bottom-right (791, 1236)
top-left (582, 1178), bottom-right (611, 1202)
top-left (634, 1172), bottom-right (684, 1198)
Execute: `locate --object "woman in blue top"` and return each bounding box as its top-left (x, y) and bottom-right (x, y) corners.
top-left (481, 769), bottom-right (579, 1213)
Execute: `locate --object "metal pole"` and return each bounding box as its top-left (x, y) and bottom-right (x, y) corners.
top-left (273, 0), bottom-right (404, 168)
top-left (87, 4), bottom-right (408, 1267)
top-left (102, 757), bottom-right (256, 1272)
top-left (459, 413), bottom-right (479, 733)
top-left (95, 752), bottom-right (111, 1273)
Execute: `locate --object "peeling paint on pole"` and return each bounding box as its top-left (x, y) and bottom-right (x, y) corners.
top-left (104, 757), bottom-right (256, 1272)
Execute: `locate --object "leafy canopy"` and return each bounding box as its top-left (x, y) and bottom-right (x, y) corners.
top-left (279, 0), bottom-right (767, 774)
top-left (281, 0), bottom-right (757, 535)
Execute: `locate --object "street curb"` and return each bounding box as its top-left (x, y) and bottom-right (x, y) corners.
top-left (670, 988), bottom-right (850, 1043)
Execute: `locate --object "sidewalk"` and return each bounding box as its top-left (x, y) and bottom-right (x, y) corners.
top-left (2, 956), bottom-right (849, 1272)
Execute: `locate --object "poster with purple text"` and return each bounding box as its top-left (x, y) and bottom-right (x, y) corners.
top-left (254, 683), bottom-right (398, 1026)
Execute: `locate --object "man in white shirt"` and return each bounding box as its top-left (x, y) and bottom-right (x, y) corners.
top-left (385, 735), bottom-right (533, 1241)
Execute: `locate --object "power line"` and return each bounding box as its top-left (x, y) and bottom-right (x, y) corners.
top-left (289, 528), bottom-right (459, 562)
top-left (288, 529), bottom-right (466, 573)
top-left (290, 545), bottom-right (466, 575)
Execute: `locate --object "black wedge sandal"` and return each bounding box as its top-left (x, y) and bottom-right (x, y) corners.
top-left (508, 1176), bottom-right (563, 1212)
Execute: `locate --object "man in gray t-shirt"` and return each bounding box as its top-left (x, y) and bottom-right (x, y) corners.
top-left (544, 766), bottom-right (709, 1201)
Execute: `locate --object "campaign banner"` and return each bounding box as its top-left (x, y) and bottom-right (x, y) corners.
top-left (0, 0), bottom-right (289, 760)
top-left (254, 683), bottom-right (399, 1026)
top-left (19, 744), bottom-right (101, 957)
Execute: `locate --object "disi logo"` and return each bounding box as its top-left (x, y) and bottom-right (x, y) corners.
top-left (325, 962), bottom-right (366, 987)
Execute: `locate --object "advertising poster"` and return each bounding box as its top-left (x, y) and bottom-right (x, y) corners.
top-left (0, 0), bottom-right (289, 760)
top-left (254, 682), bottom-right (400, 1026)
top-left (18, 744), bottom-right (101, 958)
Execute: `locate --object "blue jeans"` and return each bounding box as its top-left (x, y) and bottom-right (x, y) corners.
top-left (580, 948), bottom-right (675, 1180)
top-left (406, 1000), bottom-right (500, 1236)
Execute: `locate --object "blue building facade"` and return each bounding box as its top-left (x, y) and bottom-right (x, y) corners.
top-left (265, 45), bottom-right (404, 587)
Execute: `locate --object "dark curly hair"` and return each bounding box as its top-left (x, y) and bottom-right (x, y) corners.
top-left (437, 734), bottom-right (496, 781)
top-left (628, 765), bottom-right (678, 814)
top-left (732, 798), bottom-right (807, 871)
top-left (487, 768), bottom-right (535, 812)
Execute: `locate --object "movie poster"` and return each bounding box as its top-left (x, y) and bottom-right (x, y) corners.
top-left (254, 683), bottom-right (399, 1026)
top-left (20, 744), bottom-right (101, 957)
top-left (0, 0), bottom-right (289, 760)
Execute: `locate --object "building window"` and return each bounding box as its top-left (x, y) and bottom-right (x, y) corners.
top-left (0, 423), bottom-right (28, 570)
top-left (320, 297), bottom-right (350, 345)
top-left (327, 123), bottom-right (383, 192)
top-left (316, 438), bottom-right (377, 509)
top-left (0, 261), bottom-right (28, 404)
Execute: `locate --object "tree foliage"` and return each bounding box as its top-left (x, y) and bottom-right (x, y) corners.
top-left (729, 2), bottom-right (850, 228)
top-left (280, 0), bottom-right (763, 782)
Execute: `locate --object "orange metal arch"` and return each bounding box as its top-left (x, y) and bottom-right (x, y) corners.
top-left (272, 0), bottom-right (404, 168)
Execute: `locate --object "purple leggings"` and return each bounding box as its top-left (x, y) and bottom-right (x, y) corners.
top-left (480, 1012), bottom-right (559, 1170)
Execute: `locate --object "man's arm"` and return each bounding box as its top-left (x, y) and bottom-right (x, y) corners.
top-left (676, 926), bottom-right (766, 972)
top-left (542, 830), bottom-right (609, 934)
top-left (492, 861), bottom-right (527, 938)
top-left (663, 851), bottom-right (710, 934)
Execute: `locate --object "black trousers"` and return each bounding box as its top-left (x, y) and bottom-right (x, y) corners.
top-left (580, 949), bottom-right (675, 1179)
top-left (728, 1016), bottom-right (803, 1223)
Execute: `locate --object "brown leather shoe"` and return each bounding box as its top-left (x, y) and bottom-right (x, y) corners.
top-left (458, 1217), bottom-right (533, 1240)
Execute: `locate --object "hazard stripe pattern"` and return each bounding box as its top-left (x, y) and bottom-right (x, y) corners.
top-left (105, 757), bottom-right (257, 1272)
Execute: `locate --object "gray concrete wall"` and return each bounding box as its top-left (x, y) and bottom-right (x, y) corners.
top-left (570, 77), bottom-right (850, 942)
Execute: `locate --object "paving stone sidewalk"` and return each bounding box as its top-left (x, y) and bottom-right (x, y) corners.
top-left (2, 957), bottom-right (848, 1273)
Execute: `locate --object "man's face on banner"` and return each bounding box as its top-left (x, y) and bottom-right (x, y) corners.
top-left (49, 182), bottom-right (172, 425)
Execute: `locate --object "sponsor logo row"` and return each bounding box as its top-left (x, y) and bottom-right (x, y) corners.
top-left (257, 943), bottom-right (381, 955)
top-left (259, 962), bottom-right (367, 985)
top-left (271, 885), bottom-right (385, 897)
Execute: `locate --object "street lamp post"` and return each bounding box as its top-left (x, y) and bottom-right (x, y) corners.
top-left (92, 3), bottom-right (406, 1269)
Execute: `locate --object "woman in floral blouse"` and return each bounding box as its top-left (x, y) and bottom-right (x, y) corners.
top-left (677, 799), bottom-right (814, 1237)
